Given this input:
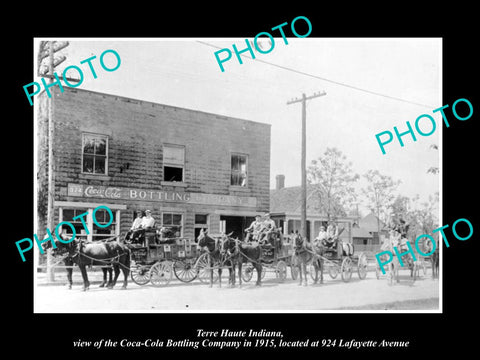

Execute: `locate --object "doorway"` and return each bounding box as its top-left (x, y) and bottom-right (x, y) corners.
top-left (220, 215), bottom-right (255, 240)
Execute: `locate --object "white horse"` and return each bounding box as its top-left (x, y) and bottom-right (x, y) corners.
top-left (380, 230), bottom-right (402, 285)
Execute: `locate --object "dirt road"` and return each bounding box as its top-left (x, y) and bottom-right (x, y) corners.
top-left (34, 269), bottom-right (440, 312)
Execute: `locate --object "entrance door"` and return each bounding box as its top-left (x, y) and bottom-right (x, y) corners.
top-left (220, 215), bottom-right (254, 240)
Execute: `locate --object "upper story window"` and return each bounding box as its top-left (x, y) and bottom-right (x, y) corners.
top-left (163, 144), bottom-right (185, 182)
top-left (82, 134), bottom-right (108, 175)
top-left (231, 153), bottom-right (247, 187)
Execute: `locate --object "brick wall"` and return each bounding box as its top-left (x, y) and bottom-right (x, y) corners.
top-left (38, 87), bottom-right (271, 238)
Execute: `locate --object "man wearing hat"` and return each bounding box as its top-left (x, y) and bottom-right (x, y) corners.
top-left (314, 225), bottom-right (327, 248)
top-left (259, 213), bottom-right (276, 245)
top-left (130, 210), bottom-right (155, 244)
top-left (245, 214), bottom-right (263, 242)
top-left (126, 210), bottom-right (144, 242)
top-left (141, 210), bottom-right (155, 230)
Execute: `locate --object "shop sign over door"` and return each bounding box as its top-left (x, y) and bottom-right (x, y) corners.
top-left (67, 183), bottom-right (256, 207)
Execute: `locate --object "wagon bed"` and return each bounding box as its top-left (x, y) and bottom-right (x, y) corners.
top-left (129, 237), bottom-right (200, 286)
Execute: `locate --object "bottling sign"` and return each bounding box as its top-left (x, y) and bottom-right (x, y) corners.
top-left (67, 183), bottom-right (257, 207)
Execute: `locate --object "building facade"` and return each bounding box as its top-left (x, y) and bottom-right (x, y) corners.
top-left (269, 175), bottom-right (356, 242)
top-left (37, 87), bottom-right (271, 245)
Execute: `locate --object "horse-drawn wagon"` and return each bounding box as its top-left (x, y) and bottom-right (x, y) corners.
top-left (240, 232), bottom-right (297, 283)
top-left (375, 230), bottom-right (428, 285)
top-left (194, 228), bottom-right (297, 287)
top-left (319, 242), bottom-right (368, 282)
top-left (128, 228), bottom-right (200, 287)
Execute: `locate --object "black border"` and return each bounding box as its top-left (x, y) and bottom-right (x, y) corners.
top-left (8, 5), bottom-right (478, 355)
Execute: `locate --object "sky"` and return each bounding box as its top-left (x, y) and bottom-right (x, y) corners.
top-left (33, 38), bottom-right (441, 215)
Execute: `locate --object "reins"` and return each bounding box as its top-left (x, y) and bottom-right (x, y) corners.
top-left (73, 237), bottom-right (131, 271)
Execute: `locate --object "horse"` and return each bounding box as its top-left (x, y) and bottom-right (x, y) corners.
top-left (74, 239), bottom-right (131, 291)
top-left (196, 229), bottom-right (234, 288)
top-left (431, 249), bottom-right (439, 278)
top-left (423, 238), bottom-right (439, 279)
top-left (292, 232), bottom-right (323, 286)
top-left (47, 235), bottom-right (130, 291)
top-left (44, 235), bottom-right (115, 290)
top-left (380, 231), bottom-right (401, 284)
top-left (395, 238), bottom-right (417, 279)
top-left (222, 235), bottom-right (263, 287)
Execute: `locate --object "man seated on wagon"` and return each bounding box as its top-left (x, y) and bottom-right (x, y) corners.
top-left (258, 213), bottom-right (276, 246)
top-left (325, 223), bottom-right (338, 247)
top-left (245, 214), bottom-right (263, 243)
top-left (314, 225), bottom-right (327, 245)
top-left (324, 223), bottom-right (344, 257)
top-left (126, 211), bottom-right (144, 243)
top-left (130, 210), bottom-right (156, 245)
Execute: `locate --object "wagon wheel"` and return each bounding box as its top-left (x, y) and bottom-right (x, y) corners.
top-left (357, 252), bottom-right (368, 280)
top-left (195, 253), bottom-right (219, 284)
top-left (149, 261), bottom-right (173, 287)
top-left (308, 263), bottom-right (318, 282)
top-left (130, 264), bottom-right (151, 285)
top-left (275, 260), bottom-right (287, 282)
top-left (173, 258), bottom-right (198, 283)
top-left (241, 263), bottom-right (254, 282)
top-left (340, 257), bottom-right (353, 282)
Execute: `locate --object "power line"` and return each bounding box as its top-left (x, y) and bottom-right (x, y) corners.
top-left (196, 40), bottom-right (435, 109)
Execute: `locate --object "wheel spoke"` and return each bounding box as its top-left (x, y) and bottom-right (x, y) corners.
top-left (174, 260), bottom-right (197, 283)
top-left (150, 262), bottom-right (172, 287)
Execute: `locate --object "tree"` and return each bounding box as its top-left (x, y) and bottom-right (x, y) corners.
top-left (362, 170), bottom-right (401, 234)
top-left (387, 193), bottom-right (439, 242)
top-left (307, 147), bottom-right (360, 222)
top-left (409, 192), bottom-right (440, 236)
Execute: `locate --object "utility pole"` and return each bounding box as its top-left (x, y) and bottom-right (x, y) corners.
top-left (38, 41), bottom-right (72, 282)
top-left (287, 91), bottom-right (326, 239)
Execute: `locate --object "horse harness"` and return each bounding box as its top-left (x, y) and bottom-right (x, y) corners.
top-left (72, 239), bottom-right (130, 270)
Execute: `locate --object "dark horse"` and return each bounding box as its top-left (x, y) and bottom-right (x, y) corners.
top-left (196, 229), bottom-right (234, 288)
top-left (222, 235), bottom-right (263, 287)
top-left (48, 235), bottom-right (130, 291)
top-left (292, 232), bottom-right (323, 286)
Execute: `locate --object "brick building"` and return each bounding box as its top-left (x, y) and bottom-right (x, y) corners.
top-left (37, 87), bottom-right (271, 244)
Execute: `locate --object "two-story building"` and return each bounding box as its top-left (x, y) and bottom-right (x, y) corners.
top-left (37, 87), bottom-right (271, 245)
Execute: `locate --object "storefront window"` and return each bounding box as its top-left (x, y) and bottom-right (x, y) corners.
top-left (60, 207), bottom-right (118, 242)
top-left (162, 213), bottom-right (183, 237)
top-left (92, 208), bottom-right (117, 241)
top-left (61, 209), bottom-right (89, 241)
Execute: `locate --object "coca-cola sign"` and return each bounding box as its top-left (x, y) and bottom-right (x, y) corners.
top-left (66, 183), bottom-right (257, 207)
top-left (67, 183), bottom-right (192, 203)
top-left (83, 186), bottom-right (122, 198)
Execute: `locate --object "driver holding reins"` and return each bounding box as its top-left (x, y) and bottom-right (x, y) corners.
top-left (245, 214), bottom-right (263, 242)
top-left (258, 213), bottom-right (276, 245)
